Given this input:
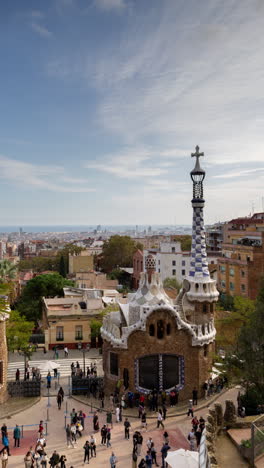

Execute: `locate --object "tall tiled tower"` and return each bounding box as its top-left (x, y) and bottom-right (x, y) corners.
top-left (0, 296), bottom-right (10, 403)
top-left (101, 145), bottom-right (219, 400)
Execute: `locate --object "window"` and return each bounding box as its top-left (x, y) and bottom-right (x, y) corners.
top-left (203, 304), bottom-right (207, 313)
top-left (172, 247), bottom-right (175, 253)
top-left (204, 345), bottom-right (208, 357)
top-left (229, 268), bottom-right (235, 277)
top-left (56, 326), bottom-right (64, 341)
top-left (220, 265), bottom-right (226, 273)
top-left (230, 282), bottom-right (234, 291)
top-left (211, 261), bottom-right (214, 264)
top-left (110, 352), bottom-right (119, 376)
top-left (0, 361), bottom-right (3, 384)
top-left (166, 323), bottom-right (171, 335)
top-left (172, 260), bottom-right (176, 266)
top-left (241, 284), bottom-right (246, 292)
top-left (158, 260), bottom-right (160, 265)
top-left (221, 280), bottom-right (226, 288)
top-left (123, 368), bottom-right (129, 390)
top-left (241, 270), bottom-right (245, 277)
top-left (172, 269), bottom-right (176, 276)
top-left (182, 260), bottom-right (185, 266)
top-left (157, 320), bottom-right (164, 339)
top-left (75, 325), bottom-right (83, 340)
top-left (149, 324), bottom-right (155, 336)
top-left (182, 269), bottom-right (185, 276)
top-left (158, 269), bottom-right (160, 273)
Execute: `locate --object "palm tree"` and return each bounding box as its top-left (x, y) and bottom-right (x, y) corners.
top-left (0, 259), bottom-right (17, 283)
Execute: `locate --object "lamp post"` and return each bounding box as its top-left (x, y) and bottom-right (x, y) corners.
top-left (83, 344), bottom-right (90, 374)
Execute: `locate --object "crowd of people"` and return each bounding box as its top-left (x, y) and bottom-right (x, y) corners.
top-left (71, 362), bottom-right (98, 379)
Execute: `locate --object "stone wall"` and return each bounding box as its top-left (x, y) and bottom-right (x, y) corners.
top-left (103, 308), bottom-right (214, 400)
top-left (0, 320), bottom-right (8, 404)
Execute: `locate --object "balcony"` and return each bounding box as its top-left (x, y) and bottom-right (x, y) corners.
top-left (75, 335), bottom-right (83, 341)
top-left (56, 336), bottom-right (64, 341)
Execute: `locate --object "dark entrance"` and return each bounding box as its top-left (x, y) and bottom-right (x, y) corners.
top-left (138, 355), bottom-right (159, 390)
top-left (137, 353), bottom-right (182, 392)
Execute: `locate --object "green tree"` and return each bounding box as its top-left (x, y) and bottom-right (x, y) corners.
top-left (101, 236), bottom-right (143, 272)
top-left (0, 259), bottom-right (17, 282)
top-left (59, 256), bottom-right (66, 278)
top-left (19, 257), bottom-right (59, 272)
top-left (6, 310), bottom-right (34, 352)
top-left (16, 273), bottom-right (74, 322)
top-left (163, 277), bottom-right (182, 291)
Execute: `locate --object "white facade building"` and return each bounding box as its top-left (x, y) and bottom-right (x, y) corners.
top-left (144, 242), bottom-right (218, 284)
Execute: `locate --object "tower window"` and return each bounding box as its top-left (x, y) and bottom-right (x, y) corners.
top-left (157, 320), bottom-right (164, 339)
top-left (182, 269), bottom-right (185, 276)
top-left (172, 260), bottom-right (176, 266)
top-left (166, 323), bottom-right (171, 335)
top-left (172, 269), bottom-right (176, 276)
top-left (203, 304), bottom-right (207, 313)
top-left (204, 345), bottom-right (208, 357)
top-left (110, 352), bottom-right (119, 376)
top-left (149, 324), bottom-right (155, 337)
top-left (172, 247), bottom-right (175, 253)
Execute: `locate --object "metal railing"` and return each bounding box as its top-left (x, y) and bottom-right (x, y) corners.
top-left (6, 422), bottom-right (48, 438)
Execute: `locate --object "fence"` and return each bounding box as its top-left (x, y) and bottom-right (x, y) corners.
top-left (8, 380), bottom-right (41, 397)
top-left (71, 376), bottom-right (104, 396)
top-left (6, 423), bottom-right (48, 437)
top-left (199, 429), bottom-right (211, 468)
top-left (250, 414), bottom-right (264, 467)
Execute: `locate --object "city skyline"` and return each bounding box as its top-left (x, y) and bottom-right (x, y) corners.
top-left (0, 0), bottom-right (264, 225)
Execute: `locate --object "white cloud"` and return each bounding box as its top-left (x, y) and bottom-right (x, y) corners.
top-left (31, 22), bottom-right (53, 38)
top-left (0, 155), bottom-right (95, 193)
top-left (94, 0), bottom-right (126, 11)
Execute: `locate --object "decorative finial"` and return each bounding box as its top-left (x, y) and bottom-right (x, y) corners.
top-left (191, 145), bottom-right (204, 162)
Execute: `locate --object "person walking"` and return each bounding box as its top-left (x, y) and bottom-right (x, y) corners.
top-left (15, 369), bottom-right (20, 381)
top-left (162, 404), bottom-right (167, 421)
top-left (161, 442), bottom-right (171, 468)
top-left (90, 435), bottom-right (96, 457)
top-left (49, 450), bottom-right (60, 467)
top-left (13, 425), bottom-right (20, 448)
top-left (192, 387), bottom-right (198, 405)
top-left (46, 372), bottom-right (51, 389)
top-left (141, 410), bottom-right (147, 430)
top-left (124, 418), bottom-right (131, 439)
top-left (58, 387), bottom-right (64, 402)
top-left (132, 448), bottom-right (138, 468)
top-left (150, 442), bottom-right (159, 467)
top-left (137, 432), bottom-right (143, 456)
top-left (109, 452), bottom-right (117, 468)
top-left (157, 410), bottom-right (164, 429)
top-left (83, 441), bottom-right (90, 464)
top-left (70, 423), bottom-right (77, 443)
top-left (101, 425), bottom-right (107, 445)
top-left (115, 406), bottom-right (120, 423)
top-left (2, 434), bottom-right (10, 456)
top-left (59, 455), bottom-right (67, 468)
top-left (106, 427), bottom-right (111, 448)
top-left (1, 448), bottom-right (8, 468)
top-left (106, 410), bottom-right (113, 429)
top-left (64, 346), bottom-right (68, 358)
top-left (188, 428), bottom-right (196, 451)
top-left (66, 424), bottom-right (74, 448)
top-left (93, 412), bottom-right (99, 432)
top-left (187, 400), bottom-right (194, 417)
top-left (24, 451), bottom-right (33, 468)
top-left (57, 392), bottom-right (62, 410)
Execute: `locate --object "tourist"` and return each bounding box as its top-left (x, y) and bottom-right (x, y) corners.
top-left (66, 424), bottom-right (74, 448)
top-left (90, 434), bottom-right (96, 457)
top-left (59, 455), bottom-right (67, 468)
top-left (76, 421), bottom-right (83, 438)
top-left (1, 424), bottom-right (7, 440)
top-left (133, 431), bottom-right (138, 452)
top-left (15, 368), bottom-right (20, 381)
top-left (106, 410), bottom-right (113, 429)
top-left (13, 424), bottom-right (21, 448)
top-left (76, 361), bottom-right (80, 369)
top-left (160, 442), bottom-right (171, 468)
top-left (58, 387), bottom-right (64, 402)
top-left (46, 372), bottom-right (51, 389)
top-left (192, 416), bottom-right (199, 431)
top-left (162, 403), bottom-right (167, 421)
top-left (192, 387), bottom-right (198, 405)
top-left (99, 390), bottom-right (105, 409)
top-left (163, 431), bottom-right (169, 444)
top-left (109, 451), bottom-right (117, 468)
top-left (138, 459), bottom-right (146, 468)
top-left (141, 409), bottom-right (147, 430)
top-left (83, 440), bottom-right (90, 464)
top-left (145, 451), bottom-right (152, 467)
top-left (124, 418), bottom-right (131, 439)
top-left (115, 406), bottom-right (120, 423)
top-left (93, 411), bottom-right (99, 432)
top-left (78, 410), bottom-right (86, 429)
top-left (146, 437), bottom-right (153, 451)
top-left (40, 452), bottom-right (48, 467)
top-left (64, 346), bottom-right (68, 357)
top-left (109, 394), bottom-right (114, 412)
top-left (101, 425), bottom-right (107, 445)
top-left (157, 410), bottom-right (164, 429)
top-left (150, 442), bottom-right (159, 467)
top-left (132, 447), bottom-right (138, 468)
top-left (1, 433), bottom-right (10, 456)
top-left (203, 381), bottom-right (208, 399)
top-left (188, 428), bottom-right (196, 451)
top-left (195, 428), bottom-right (202, 449)
top-left (187, 400), bottom-right (194, 417)
top-left (1, 448), bottom-right (8, 468)
top-left (199, 416), bottom-right (205, 431)
top-left (70, 408), bottom-right (77, 424)
top-left (70, 423), bottom-right (77, 443)
top-left (57, 392), bottom-right (62, 410)
top-left (106, 427), bottom-right (111, 447)
top-left (39, 421), bottom-right (44, 437)
top-left (49, 450), bottom-right (60, 467)
top-left (24, 451), bottom-right (33, 468)
top-left (137, 432), bottom-right (143, 456)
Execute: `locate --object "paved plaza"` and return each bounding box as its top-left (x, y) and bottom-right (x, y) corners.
top-left (0, 387), bottom-right (240, 467)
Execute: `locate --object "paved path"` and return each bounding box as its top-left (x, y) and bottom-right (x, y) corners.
top-left (0, 387), bottom-right (240, 468)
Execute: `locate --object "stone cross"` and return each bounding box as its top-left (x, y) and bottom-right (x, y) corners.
top-left (191, 145), bottom-right (204, 163)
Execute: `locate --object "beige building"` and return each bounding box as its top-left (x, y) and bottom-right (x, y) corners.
top-left (42, 296), bottom-right (102, 350)
top-left (69, 252), bottom-right (94, 274)
top-left (74, 271), bottom-right (118, 290)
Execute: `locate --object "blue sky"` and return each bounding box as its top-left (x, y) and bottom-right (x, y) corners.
top-left (0, 0), bottom-right (264, 226)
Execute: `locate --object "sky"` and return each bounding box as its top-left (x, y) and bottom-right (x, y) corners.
top-left (0, 0), bottom-right (264, 226)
